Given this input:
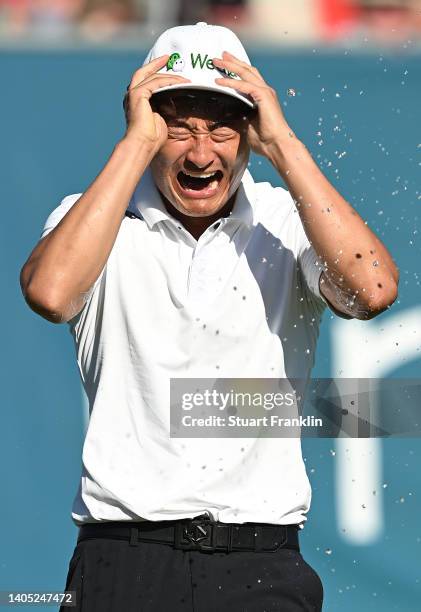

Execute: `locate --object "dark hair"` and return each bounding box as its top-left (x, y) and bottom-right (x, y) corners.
top-left (123, 88), bottom-right (255, 127)
top-left (151, 89), bottom-right (255, 121)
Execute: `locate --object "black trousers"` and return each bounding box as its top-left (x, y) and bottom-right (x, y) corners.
top-left (61, 536), bottom-right (323, 611)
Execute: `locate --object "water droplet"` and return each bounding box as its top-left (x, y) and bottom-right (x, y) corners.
top-left (325, 548), bottom-right (332, 555)
top-left (330, 449), bottom-right (336, 456)
top-left (373, 260), bottom-right (379, 267)
top-left (287, 88), bottom-right (296, 97)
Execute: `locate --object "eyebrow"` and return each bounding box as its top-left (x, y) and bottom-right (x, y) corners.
top-left (166, 119), bottom-right (234, 129)
top-left (166, 119), bottom-right (191, 128)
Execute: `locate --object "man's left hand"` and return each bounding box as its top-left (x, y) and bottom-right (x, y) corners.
top-left (213, 51), bottom-right (291, 159)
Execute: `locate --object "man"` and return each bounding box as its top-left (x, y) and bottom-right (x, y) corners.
top-left (20, 22), bottom-right (398, 612)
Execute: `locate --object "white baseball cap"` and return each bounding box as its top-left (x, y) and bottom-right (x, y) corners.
top-left (143, 22), bottom-right (255, 109)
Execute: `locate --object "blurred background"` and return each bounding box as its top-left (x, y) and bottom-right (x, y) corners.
top-left (1, 1), bottom-right (420, 611)
top-left (0, 0), bottom-right (421, 45)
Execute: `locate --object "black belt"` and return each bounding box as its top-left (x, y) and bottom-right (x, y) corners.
top-left (77, 515), bottom-right (300, 554)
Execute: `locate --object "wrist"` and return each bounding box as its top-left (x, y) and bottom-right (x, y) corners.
top-left (265, 131), bottom-right (307, 171)
top-left (119, 132), bottom-right (158, 160)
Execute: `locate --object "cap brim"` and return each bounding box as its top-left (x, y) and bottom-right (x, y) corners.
top-left (151, 83), bottom-right (256, 109)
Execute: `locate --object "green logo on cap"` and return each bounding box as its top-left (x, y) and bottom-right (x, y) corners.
top-left (166, 53), bottom-right (185, 72)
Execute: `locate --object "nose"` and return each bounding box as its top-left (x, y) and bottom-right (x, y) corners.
top-left (185, 134), bottom-right (215, 170)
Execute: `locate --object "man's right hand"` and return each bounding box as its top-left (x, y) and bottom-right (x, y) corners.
top-left (123, 55), bottom-right (190, 153)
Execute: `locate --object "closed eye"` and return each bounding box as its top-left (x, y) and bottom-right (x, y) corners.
top-left (210, 127), bottom-right (237, 141)
top-left (166, 123), bottom-right (238, 141)
top-left (167, 127), bottom-right (191, 140)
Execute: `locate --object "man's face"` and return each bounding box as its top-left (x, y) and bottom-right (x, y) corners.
top-left (150, 92), bottom-right (252, 218)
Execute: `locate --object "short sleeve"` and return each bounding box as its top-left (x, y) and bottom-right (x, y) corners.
top-left (294, 210), bottom-right (329, 309)
top-left (298, 237), bottom-right (327, 304)
top-left (40, 194), bottom-right (106, 324)
top-left (40, 193), bottom-right (83, 239)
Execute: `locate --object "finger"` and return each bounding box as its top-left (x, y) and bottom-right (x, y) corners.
top-left (222, 51), bottom-right (260, 74)
top-left (129, 74), bottom-right (190, 91)
top-left (129, 54), bottom-right (170, 89)
top-left (214, 77), bottom-right (261, 96)
top-left (127, 75), bottom-right (191, 98)
top-left (212, 56), bottom-right (264, 86)
top-left (222, 51), bottom-right (265, 81)
top-left (222, 50), bottom-right (252, 69)
top-left (215, 77), bottom-right (276, 107)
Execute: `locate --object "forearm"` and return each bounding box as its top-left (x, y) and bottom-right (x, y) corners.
top-left (266, 130), bottom-right (399, 310)
top-left (21, 136), bottom-right (155, 321)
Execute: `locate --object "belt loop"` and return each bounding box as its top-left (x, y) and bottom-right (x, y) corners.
top-left (227, 524), bottom-right (234, 553)
top-left (129, 527), bottom-right (139, 547)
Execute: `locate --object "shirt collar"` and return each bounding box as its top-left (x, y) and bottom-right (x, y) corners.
top-left (128, 167), bottom-right (255, 231)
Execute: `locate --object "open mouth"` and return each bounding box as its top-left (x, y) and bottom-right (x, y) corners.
top-left (177, 170), bottom-right (223, 193)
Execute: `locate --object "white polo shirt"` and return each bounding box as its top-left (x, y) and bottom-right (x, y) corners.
top-left (41, 168), bottom-right (328, 527)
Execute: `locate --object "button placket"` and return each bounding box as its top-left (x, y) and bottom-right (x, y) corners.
top-left (187, 233), bottom-right (209, 298)
top-left (185, 221), bottom-right (231, 307)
